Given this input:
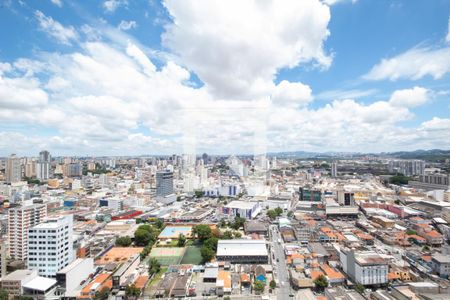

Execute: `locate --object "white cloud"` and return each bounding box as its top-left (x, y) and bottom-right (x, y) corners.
top-left (162, 0), bottom-right (332, 99)
top-left (103, 0), bottom-right (128, 12)
top-left (0, 75), bottom-right (48, 109)
top-left (1, 4), bottom-right (448, 155)
top-left (364, 46), bottom-right (450, 81)
top-left (388, 86), bottom-right (430, 108)
top-left (35, 10), bottom-right (78, 45)
top-left (420, 117), bottom-right (450, 131)
top-left (322, 0), bottom-right (357, 6)
top-left (50, 0), bottom-right (62, 7)
top-left (118, 20), bottom-right (137, 31)
top-left (271, 80), bottom-right (312, 108)
top-left (126, 42), bottom-right (156, 75)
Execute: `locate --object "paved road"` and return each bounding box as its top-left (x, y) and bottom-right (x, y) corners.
top-left (269, 225), bottom-right (292, 300)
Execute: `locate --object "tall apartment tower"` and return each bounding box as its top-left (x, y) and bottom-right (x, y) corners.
top-left (8, 204), bottom-right (47, 261)
top-left (156, 170), bottom-right (174, 197)
top-left (36, 150), bottom-right (51, 181)
top-left (5, 154), bottom-right (21, 184)
top-left (27, 215), bottom-right (74, 278)
top-left (331, 162), bottom-right (338, 177)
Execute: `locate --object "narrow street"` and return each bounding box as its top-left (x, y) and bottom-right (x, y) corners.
top-left (269, 225), bottom-right (292, 300)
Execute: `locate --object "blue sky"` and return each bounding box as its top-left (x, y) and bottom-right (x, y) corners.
top-left (0, 0), bottom-right (449, 156)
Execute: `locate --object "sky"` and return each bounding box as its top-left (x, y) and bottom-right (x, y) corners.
top-left (0, 0), bottom-right (449, 156)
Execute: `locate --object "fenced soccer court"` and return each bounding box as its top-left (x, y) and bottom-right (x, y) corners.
top-left (149, 247), bottom-right (186, 265)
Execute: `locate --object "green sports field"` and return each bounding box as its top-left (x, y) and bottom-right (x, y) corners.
top-left (180, 246), bottom-right (203, 265)
top-left (149, 247), bottom-right (186, 265)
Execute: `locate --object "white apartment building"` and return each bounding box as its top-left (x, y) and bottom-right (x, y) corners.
top-left (340, 249), bottom-right (388, 286)
top-left (28, 215), bottom-right (74, 278)
top-left (8, 203), bottom-right (47, 261)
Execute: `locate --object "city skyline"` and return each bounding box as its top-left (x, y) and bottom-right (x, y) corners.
top-left (1, 0), bottom-right (450, 156)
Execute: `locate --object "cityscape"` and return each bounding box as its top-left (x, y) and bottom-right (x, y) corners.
top-left (1, 1), bottom-right (450, 300)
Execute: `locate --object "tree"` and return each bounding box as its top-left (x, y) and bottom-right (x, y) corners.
top-left (354, 284), bottom-right (365, 294)
top-left (222, 230), bottom-right (233, 239)
top-left (314, 274), bottom-right (328, 292)
top-left (204, 237), bottom-right (219, 251)
top-left (176, 196), bottom-right (182, 202)
top-left (140, 245), bottom-right (151, 260)
top-left (218, 219), bottom-right (227, 228)
top-left (234, 231), bottom-right (242, 238)
top-left (267, 210), bottom-right (277, 220)
top-left (406, 229), bottom-right (417, 235)
top-left (115, 236), bottom-right (132, 247)
top-left (134, 229), bottom-right (152, 246)
top-left (253, 280), bottom-right (265, 294)
top-left (269, 279), bottom-right (277, 289)
top-left (178, 233), bottom-right (186, 247)
top-left (230, 216), bottom-right (245, 230)
top-left (148, 258), bottom-right (161, 276)
top-left (274, 207), bottom-right (283, 216)
top-left (422, 245), bottom-right (430, 252)
top-left (94, 287), bottom-right (110, 300)
top-left (193, 225), bottom-right (212, 241)
top-left (200, 245), bottom-right (215, 262)
top-left (194, 190), bottom-right (204, 198)
top-left (287, 211), bottom-right (294, 218)
top-left (125, 284), bottom-right (141, 298)
top-left (0, 289), bottom-right (8, 300)
top-left (154, 219), bottom-right (164, 230)
top-left (138, 224), bottom-right (152, 232)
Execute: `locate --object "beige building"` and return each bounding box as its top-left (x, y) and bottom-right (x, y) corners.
top-left (8, 204), bottom-right (47, 261)
top-left (6, 154), bottom-right (21, 184)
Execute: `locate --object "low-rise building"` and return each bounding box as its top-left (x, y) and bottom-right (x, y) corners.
top-left (431, 253), bottom-right (450, 278)
top-left (0, 269), bottom-right (38, 296)
top-left (216, 240), bottom-right (268, 264)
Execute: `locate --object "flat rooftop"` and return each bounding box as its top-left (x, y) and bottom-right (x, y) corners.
top-left (23, 277), bottom-right (57, 292)
top-left (96, 247), bottom-right (143, 265)
top-left (217, 239), bottom-right (267, 257)
top-left (355, 252), bottom-right (387, 266)
top-left (225, 200), bottom-right (257, 209)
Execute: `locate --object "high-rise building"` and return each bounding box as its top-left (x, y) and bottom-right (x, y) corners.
top-left (331, 162), bottom-right (338, 177)
top-left (63, 163), bottom-right (82, 177)
top-left (36, 150), bottom-right (51, 181)
top-left (388, 159), bottom-right (425, 176)
top-left (5, 154), bottom-right (21, 184)
top-left (24, 160), bottom-right (37, 178)
top-left (28, 215), bottom-right (74, 278)
top-left (156, 170), bottom-right (174, 197)
top-left (0, 239), bottom-right (7, 278)
top-left (8, 203), bottom-right (47, 261)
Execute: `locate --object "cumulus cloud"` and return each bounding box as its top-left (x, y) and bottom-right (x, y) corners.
top-left (271, 80), bottom-right (313, 108)
top-left (0, 2), bottom-right (447, 155)
top-left (0, 75), bottom-right (48, 109)
top-left (118, 20), bottom-right (137, 31)
top-left (388, 86), bottom-right (431, 108)
top-left (162, 0), bottom-right (332, 99)
top-left (364, 46), bottom-right (450, 81)
top-left (35, 10), bottom-right (78, 45)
